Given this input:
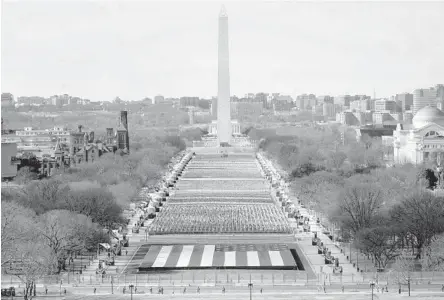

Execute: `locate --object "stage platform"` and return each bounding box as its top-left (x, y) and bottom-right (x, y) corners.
top-left (136, 243), bottom-right (307, 272)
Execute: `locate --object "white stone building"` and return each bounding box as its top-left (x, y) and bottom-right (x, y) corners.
top-left (394, 106), bottom-right (444, 164)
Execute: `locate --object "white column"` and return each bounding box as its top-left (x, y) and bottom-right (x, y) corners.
top-left (217, 6), bottom-right (232, 144)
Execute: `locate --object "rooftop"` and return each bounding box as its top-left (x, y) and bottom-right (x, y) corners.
top-left (412, 106), bottom-right (444, 129)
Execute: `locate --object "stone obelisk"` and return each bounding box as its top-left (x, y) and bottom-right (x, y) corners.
top-left (217, 5), bottom-right (232, 145)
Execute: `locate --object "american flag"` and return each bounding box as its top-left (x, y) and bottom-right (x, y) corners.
top-left (138, 244), bottom-right (297, 269)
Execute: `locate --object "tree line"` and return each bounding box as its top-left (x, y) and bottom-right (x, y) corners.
top-left (1, 129), bottom-right (198, 300)
top-left (249, 125), bottom-right (444, 272)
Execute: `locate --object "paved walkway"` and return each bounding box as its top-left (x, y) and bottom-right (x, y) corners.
top-left (295, 207), bottom-right (362, 279)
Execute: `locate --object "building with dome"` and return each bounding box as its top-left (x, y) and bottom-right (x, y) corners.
top-left (394, 106), bottom-right (444, 164)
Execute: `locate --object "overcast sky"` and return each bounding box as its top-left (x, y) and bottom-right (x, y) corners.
top-left (2, 1), bottom-right (444, 101)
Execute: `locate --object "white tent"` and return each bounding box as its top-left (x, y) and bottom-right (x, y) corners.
top-left (99, 243), bottom-right (110, 250)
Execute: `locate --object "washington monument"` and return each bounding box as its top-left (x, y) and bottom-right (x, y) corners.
top-left (217, 5), bottom-right (232, 145)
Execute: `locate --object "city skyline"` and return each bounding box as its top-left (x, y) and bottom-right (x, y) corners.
top-left (2, 1), bottom-right (444, 102)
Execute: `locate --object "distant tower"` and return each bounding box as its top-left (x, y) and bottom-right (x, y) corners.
top-left (54, 138), bottom-right (64, 167)
top-left (188, 108), bottom-right (195, 125)
top-left (106, 128), bottom-right (114, 145)
top-left (121, 111), bottom-right (130, 152)
top-left (83, 132), bottom-right (89, 162)
top-left (116, 125), bottom-right (128, 152)
top-left (117, 111), bottom-right (130, 153)
top-left (217, 5), bottom-right (232, 145)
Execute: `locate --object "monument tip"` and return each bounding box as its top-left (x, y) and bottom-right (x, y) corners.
top-left (219, 5), bottom-right (228, 18)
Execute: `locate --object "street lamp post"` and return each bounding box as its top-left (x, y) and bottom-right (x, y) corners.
top-left (129, 284), bottom-right (134, 300)
top-left (248, 274), bottom-right (253, 300)
top-left (248, 282), bottom-right (253, 300)
top-left (370, 282), bottom-right (375, 300)
top-left (408, 276), bottom-right (411, 296)
top-left (356, 249), bottom-right (359, 271)
top-left (349, 239), bottom-right (353, 263)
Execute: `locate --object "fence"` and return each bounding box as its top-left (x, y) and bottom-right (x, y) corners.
top-left (318, 272), bottom-right (444, 286)
top-left (2, 272), bottom-right (308, 287)
top-left (3, 271), bottom-right (444, 289)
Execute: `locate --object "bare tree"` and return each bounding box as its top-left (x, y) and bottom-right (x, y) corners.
top-left (14, 241), bottom-right (54, 300)
top-left (392, 252), bottom-right (417, 292)
top-left (337, 179), bottom-right (384, 234)
top-left (295, 171), bottom-right (344, 218)
top-left (356, 224), bottom-right (401, 269)
top-left (14, 167), bottom-right (39, 185)
top-left (1, 202), bottom-right (36, 267)
top-left (1, 202), bottom-right (52, 300)
top-left (37, 210), bottom-right (94, 273)
top-left (328, 150), bottom-right (347, 170)
top-left (19, 179), bottom-right (69, 214)
top-left (390, 190), bottom-right (444, 258)
top-left (346, 144), bottom-right (366, 169)
top-left (421, 234), bottom-right (444, 271)
top-left (61, 187), bottom-right (124, 227)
